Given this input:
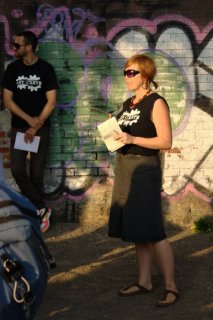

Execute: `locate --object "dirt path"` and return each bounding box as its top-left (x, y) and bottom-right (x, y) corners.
top-left (35, 222), bottom-right (213, 320)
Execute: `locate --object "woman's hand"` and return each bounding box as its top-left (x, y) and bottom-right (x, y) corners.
top-left (114, 132), bottom-right (135, 145)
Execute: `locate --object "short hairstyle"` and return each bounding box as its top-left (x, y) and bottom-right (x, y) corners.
top-left (16, 31), bottom-right (38, 52)
top-left (125, 54), bottom-right (158, 89)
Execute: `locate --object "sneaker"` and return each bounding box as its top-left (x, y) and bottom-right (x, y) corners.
top-left (38, 208), bottom-right (51, 233)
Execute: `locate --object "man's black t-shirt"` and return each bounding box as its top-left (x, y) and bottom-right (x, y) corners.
top-left (2, 58), bottom-right (58, 128)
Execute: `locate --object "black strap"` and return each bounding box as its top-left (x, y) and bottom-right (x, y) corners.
top-left (0, 200), bottom-right (16, 208)
top-left (0, 199), bottom-right (40, 222)
top-left (0, 215), bottom-right (23, 224)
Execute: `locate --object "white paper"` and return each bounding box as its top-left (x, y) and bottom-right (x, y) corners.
top-left (97, 117), bottom-right (124, 152)
top-left (14, 132), bottom-right (40, 153)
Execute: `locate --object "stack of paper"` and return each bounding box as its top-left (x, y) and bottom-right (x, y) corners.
top-left (97, 117), bottom-right (124, 152)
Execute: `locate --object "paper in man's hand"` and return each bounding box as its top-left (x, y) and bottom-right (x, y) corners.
top-left (14, 132), bottom-right (40, 153)
top-left (97, 117), bottom-right (124, 152)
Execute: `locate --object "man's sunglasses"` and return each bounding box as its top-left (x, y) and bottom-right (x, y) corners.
top-left (13, 43), bottom-right (26, 49)
top-left (124, 69), bottom-right (140, 78)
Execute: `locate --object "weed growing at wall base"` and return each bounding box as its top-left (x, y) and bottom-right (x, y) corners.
top-left (193, 216), bottom-right (213, 233)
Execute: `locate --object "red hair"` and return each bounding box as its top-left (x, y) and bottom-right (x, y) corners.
top-left (125, 54), bottom-right (158, 89)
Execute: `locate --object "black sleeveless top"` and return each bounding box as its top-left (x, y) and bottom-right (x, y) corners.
top-left (117, 93), bottom-right (168, 156)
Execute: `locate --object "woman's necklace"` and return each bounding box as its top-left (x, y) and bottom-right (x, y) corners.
top-left (129, 89), bottom-right (152, 109)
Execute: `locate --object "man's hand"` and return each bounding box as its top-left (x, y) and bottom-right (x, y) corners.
top-left (3, 89), bottom-right (44, 129)
top-left (28, 117), bottom-right (43, 130)
top-left (24, 127), bottom-right (37, 143)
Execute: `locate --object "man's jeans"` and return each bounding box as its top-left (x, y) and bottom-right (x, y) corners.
top-left (10, 126), bottom-right (50, 209)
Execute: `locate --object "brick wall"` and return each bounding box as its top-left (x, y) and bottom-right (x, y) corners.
top-left (0, 0), bottom-right (212, 226)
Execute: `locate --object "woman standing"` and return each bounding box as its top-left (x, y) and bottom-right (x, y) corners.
top-left (108, 54), bottom-right (179, 307)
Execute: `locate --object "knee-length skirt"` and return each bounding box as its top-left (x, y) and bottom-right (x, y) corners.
top-left (108, 153), bottom-right (166, 243)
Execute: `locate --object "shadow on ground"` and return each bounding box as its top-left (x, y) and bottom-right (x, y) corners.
top-left (35, 221), bottom-right (213, 320)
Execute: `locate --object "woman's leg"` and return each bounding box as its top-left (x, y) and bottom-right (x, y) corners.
top-left (119, 243), bottom-right (153, 294)
top-left (136, 243), bottom-right (153, 290)
top-left (153, 239), bottom-right (179, 304)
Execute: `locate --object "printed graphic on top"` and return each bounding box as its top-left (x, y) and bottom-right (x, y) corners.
top-left (16, 75), bottom-right (42, 92)
top-left (118, 109), bottom-right (140, 127)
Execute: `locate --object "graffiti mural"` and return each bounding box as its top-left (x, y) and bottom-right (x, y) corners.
top-left (0, 2), bottom-right (212, 206)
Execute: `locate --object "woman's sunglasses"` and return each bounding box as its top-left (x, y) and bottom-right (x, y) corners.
top-left (124, 69), bottom-right (140, 78)
top-left (13, 43), bottom-right (26, 49)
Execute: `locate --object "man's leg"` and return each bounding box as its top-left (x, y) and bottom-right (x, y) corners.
top-left (10, 128), bottom-right (45, 209)
top-left (30, 126), bottom-right (51, 232)
top-left (30, 126), bottom-right (50, 207)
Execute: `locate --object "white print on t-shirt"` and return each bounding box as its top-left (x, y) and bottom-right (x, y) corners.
top-left (118, 109), bottom-right (140, 127)
top-left (16, 75), bottom-right (42, 92)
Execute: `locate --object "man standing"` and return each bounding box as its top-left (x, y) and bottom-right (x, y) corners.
top-left (2, 31), bottom-right (58, 232)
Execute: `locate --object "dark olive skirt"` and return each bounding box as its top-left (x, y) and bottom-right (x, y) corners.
top-left (108, 152), bottom-right (166, 243)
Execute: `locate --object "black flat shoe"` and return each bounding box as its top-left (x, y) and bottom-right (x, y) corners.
top-left (156, 289), bottom-right (180, 307)
top-left (118, 283), bottom-right (152, 297)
